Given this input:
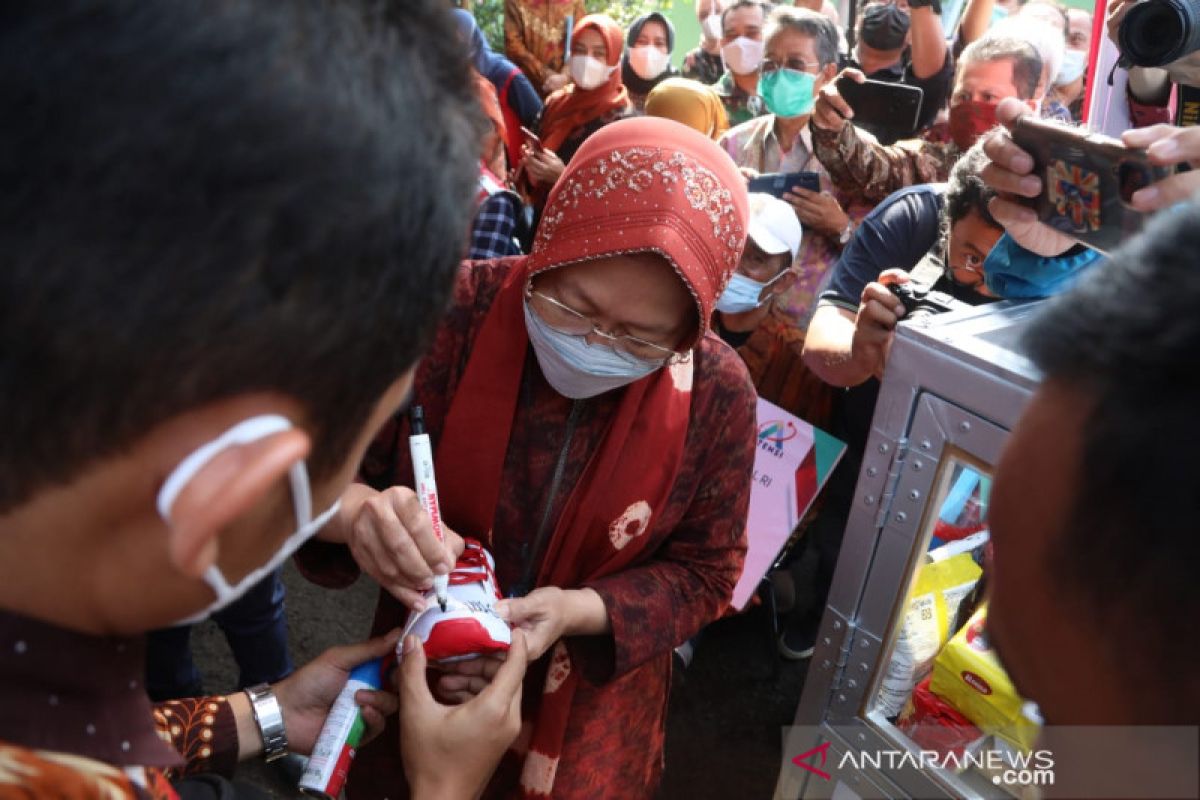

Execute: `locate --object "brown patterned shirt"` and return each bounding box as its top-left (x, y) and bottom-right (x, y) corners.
top-left (811, 119), bottom-right (961, 205)
top-left (0, 611), bottom-right (237, 799)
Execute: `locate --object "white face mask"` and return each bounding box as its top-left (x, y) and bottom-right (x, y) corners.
top-left (157, 414), bottom-right (340, 626)
top-left (702, 13), bottom-right (724, 43)
top-left (722, 36), bottom-right (764, 76)
top-left (524, 301), bottom-right (661, 399)
top-left (629, 45), bottom-right (671, 81)
top-left (1055, 47), bottom-right (1086, 86)
top-left (570, 54), bottom-right (615, 90)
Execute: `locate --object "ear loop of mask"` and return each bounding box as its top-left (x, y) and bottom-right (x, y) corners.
top-left (157, 414), bottom-right (297, 522)
top-left (156, 414), bottom-right (308, 597)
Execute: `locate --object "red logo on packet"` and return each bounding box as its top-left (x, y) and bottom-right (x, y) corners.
top-left (962, 670), bottom-right (993, 695)
top-left (964, 618), bottom-right (990, 652)
top-left (791, 741), bottom-right (833, 780)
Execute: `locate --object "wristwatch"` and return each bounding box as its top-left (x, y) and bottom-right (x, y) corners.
top-left (244, 683), bottom-right (289, 762)
top-left (837, 219), bottom-right (856, 246)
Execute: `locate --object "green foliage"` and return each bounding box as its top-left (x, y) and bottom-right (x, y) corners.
top-left (466, 0), bottom-right (672, 54)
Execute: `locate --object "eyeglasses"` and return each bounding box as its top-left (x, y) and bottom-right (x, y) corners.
top-left (760, 59), bottom-right (821, 75)
top-left (526, 287), bottom-right (689, 365)
top-left (948, 253), bottom-right (986, 289)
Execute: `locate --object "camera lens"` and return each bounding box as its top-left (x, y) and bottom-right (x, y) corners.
top-left (1119, 0), bottom-right (1200, 67)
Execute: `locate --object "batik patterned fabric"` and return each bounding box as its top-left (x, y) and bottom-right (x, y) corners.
top-left (0, 611), bottom-right (237, 799)
top-left (504, 0), bottom-right (587, 91)
top-left (297, 118), bottom-right (758, 800)
top-left (811, 120), bottom-right (961, 205)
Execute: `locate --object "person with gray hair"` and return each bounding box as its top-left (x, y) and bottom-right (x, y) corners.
top-left (719, 6), bottom-right (869, 326)
top-left (811, 33), bottom-right (1042, 205)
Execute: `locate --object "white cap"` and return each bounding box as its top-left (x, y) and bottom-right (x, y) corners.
top-left (746, 193), bottom-right (802, 260)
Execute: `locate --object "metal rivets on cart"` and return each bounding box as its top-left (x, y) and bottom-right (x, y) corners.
top-left (833, 620), bottom-right (843, 631)
top-left (864, 495), bottom-right (876, 506)
top-left (822, 660), bottom-right (833, 670)
top-left (846, 679), bottom-right (858, 690)
top-left (912, 459), bottom-right (924, 472)
top-left (866, 466), bottom-right (878, 477)
top-left (908, 490), bottom-right (920, 500)
top-left (878, 442), bottom-right (890, 454)
top-left (894, 512), bottom-right (908, 523)
top-left (920, 439), bottom-right (932, 450)
top-left (959, 421), bottom-right (971, 433)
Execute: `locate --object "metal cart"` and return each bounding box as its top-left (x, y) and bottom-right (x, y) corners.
top-left (774, 300), bottom-right (1045, 800)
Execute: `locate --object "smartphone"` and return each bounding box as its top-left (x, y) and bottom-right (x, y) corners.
top-left (520, 126), bottom-right (544, 153)
top-left (1010, 115), bottom-right (1172, 254)
top-left (836, 77), bottom-right (924, 143)
top-left (747, 171), bottom-right (821, 199)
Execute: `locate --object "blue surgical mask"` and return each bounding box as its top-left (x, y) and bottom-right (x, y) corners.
top-left (982, 234), bottom-right (1103, 299)
top-left (715, 271), bottom-right (787, 314)
top-left (759, 68), bottom-right (817, 118)
top-left (523, 301), bottom-right (662, 399)
top-left (1056, 48), bottom-right (1086, 86)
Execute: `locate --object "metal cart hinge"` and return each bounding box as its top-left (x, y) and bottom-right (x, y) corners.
top-left (872, 437), bottom-right (910, 529)
top-left (826, 615), bottom-right (860, 693)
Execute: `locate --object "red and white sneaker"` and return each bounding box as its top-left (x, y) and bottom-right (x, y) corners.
top-left (400, 539), bottom-right (511, 664)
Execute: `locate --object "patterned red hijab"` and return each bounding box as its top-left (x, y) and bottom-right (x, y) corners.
top-left (539, 14), bottom-right (631, 153)
top-left (435, 117), bottom-right (747, 798)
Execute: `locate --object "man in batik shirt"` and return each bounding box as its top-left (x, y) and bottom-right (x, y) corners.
top-left (811, 35), bottom-right (1041, 204)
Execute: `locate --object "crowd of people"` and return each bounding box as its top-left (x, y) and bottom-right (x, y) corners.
top-left (0, 0), bottom-right (1197, 799)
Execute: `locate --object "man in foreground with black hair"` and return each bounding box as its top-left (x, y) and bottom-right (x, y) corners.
top-left (0, 1), bottom-right (526, 798)
top-left (984, 200), bottom-right (1200, 791)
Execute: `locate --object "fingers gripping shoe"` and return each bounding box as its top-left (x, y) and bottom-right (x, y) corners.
top-left (401, 539), bottom-right (512, 664)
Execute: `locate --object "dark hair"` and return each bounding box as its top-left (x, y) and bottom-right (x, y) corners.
top-left (722, 0), bottom-right (773, 28)
top-left (765, 6), bottom-right (840, 69)
top-left (0, 0), bottom-right (482, 511)
top-left (627, 11), bottom-right (677, 52)
top-left (1023, 201), bottom-right (1200, 722)
top-left (960, 36), bottom-right (1043, 99)
top-left (944, 143), bottom-right (1001, 230)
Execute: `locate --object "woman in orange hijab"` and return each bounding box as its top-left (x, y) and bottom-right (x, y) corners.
top-left (521, 14), bottom-right (632, 191)
top-left (302, 118), bottom-right (758, 799)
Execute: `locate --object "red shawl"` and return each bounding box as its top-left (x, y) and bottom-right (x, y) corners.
top-left (434, 117), bottom-right (748, 798)
top-left (539, 14), bottom-right (630, 153)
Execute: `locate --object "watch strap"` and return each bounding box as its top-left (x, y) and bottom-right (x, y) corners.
top-left (244, 683), bottom-right (288, 762)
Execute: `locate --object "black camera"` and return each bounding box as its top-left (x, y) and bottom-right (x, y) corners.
top-left (888, 282), bottom-right (971, 322)
top-left (1119, 0), bottom-right (1200, 67)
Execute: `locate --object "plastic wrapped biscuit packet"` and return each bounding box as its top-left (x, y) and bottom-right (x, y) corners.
top-left (930, 605), bottom-right (1039, 751)
top-left (400, 539), bottom-right (512, 665)
top-left (877, 546), bottom-right (984, 718)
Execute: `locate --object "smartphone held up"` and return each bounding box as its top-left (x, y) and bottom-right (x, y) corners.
top-left (1010, 115), bottom-right (1172, 254)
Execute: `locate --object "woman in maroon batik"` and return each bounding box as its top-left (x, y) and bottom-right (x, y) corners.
top-left (299, 117), bottom-right (757, 799)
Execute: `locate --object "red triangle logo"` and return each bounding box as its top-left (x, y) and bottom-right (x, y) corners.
top-left (791, 740), bottom-right (833, 780)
